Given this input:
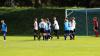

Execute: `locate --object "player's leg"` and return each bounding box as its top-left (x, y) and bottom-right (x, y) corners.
top-left (69, 30), bottom-right (73, 40)
top-left (64, 30), bottom-right (67, 40)
top-left (46, 33), bottom-right (48, 40)
top-left (72, 29), bottom-right (75, 40)
top-left (56, 30), bottom-right (59, 39)
top-left (72, 30), bottom-right (75, 40)
top-left (52, 30), bottom-right (56, 39)
top-left (43, 28), bottom-right (46, 40)
top-left (38, 28), bottom-right (44, 40)
top-left (50, 30), bottom-right (53, 40)
top-left (38, 33), bottom-right (41, 40)
top-left (95, 30), bottom-right (99, 37)
top-left (35, 30), bottom-right (39, 39)
top-left (34, 30), bottom-right (36, 40)
top-left (44, 30), bottom-right (47, 40)
top-left (2, 31), bottom-right (6, 40)
top-left (38, 29), bottom-right (41, 40)
top-left (43, 32), bottom-right (47, 40)
top-left (94, 27), bottom-right (99, 37)
top-left (4, 32), bottom-right (6, 40)
top-left (47, 30), bottom-right (52, 40)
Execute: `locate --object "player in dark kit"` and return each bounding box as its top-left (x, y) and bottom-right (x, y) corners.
top-left (93, 17), bottom-right (99, 37)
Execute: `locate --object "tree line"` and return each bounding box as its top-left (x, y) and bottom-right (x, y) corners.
top-left (0, 0), bottom-right (100, 8)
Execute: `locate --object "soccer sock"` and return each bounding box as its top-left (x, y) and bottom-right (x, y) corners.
top-left (4, 40), bottom-right (6, 48)
top-left (57, 34), bottom-right (59, 39)
top-left (43, 35), bottom-right (45, 40)
top-left (34, 35), bottom-right (36, 40)
top-left (50, 35), bottom-right (53, 40)
top-left (48, 34), bottom-right (50, 39)
top-left (4, 36), bottom-right (6, 40)
top-left (70, 34), bottom-right (73, 40)
top-left (64, 34), bottom-right (66, 40)
top-left (46, 35), bottom-right (49, 40)
top-left (44, 35), bottom-right (47, 40)
top-left (72, 34), bottom-right (75, 40)
top-left (96, 31), bottom-right (99, 37)
top-left (38, 35), bottom-right (41, 40)
top-left (4, 34), bottom-right (6, 40)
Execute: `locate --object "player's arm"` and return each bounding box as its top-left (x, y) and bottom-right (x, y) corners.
top-left (39, 22), bottom-right (41, 28)
top-left (34, 22), bottom-right (36, 28)
top-left (53, 21), bottom-right (57, 27)
top-left (97, 21), bottom-right (98, 28)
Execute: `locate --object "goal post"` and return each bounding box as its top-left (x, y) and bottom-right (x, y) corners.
top-left (65, 9), bottom-right (73, 18)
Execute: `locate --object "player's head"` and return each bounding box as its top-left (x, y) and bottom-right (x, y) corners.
top-left (72, 17), bottom-right (75, 20)
top-left (93, 17), bottom-right (98, 21)
top-left (47, 18), bottom-right (49, 21)
top-left (44, 18), bottom-right (47, 23)
top-left (35, 18), bottom-right (37, 21)
top-left (1, 19), bottom-right (4, 23)
top-left (53, 17), bottom-right (56, 20)
top-left (41, 18), bottom-right (44, 22)
top-left (64, 18), bottom-right (68, 22)
top-left (69, 18), bottom-right (73, 22)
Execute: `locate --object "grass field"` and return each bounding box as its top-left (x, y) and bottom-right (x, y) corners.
top-left (0, 36), bottom-right (100, 56)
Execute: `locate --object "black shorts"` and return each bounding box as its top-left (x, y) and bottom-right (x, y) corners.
top-left (64, 30), bottom-right (70, 34)
top-left (47, 30), bottom-right (51, 33)
top-left (40, 28), bottom-right (45, 33)
top-left (34, 30), bottom-right (38, 34)
top-left (54, 30), bottom-right (59, 34)
top-left (44, 30), bottom-right (49, 33)
top-left (95, 27), bottom-right (98, 30)
top-left (70, 30), bottom-right (74, 34)
top-left (74, 29), bottom-right (75, 32)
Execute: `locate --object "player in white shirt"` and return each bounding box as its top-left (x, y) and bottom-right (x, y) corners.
top-left (39, 18), bottom-right (46, 40)
top-left (70, 17), bottom-right (76, 40)
top-left (33, 18), bottom-right (39, 40)
top-left (53, 17), bottom-right (60, 39)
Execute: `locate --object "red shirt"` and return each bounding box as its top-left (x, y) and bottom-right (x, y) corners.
top-left (93, 20), bottom-right (98, 27)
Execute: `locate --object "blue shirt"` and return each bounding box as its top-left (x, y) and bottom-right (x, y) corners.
top-left (64, 21), bottom-right (71, 31)
top-left (1, 23), bottom-right (7, 32)
top-left (45, 23), bottom-right (49, 31)
top-left (47, 21), bottom-right (51, 30)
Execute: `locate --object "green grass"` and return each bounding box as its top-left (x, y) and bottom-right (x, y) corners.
top-left (0, 36), bottom-right (100, 56)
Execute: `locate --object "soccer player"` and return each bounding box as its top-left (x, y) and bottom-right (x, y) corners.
top-left (53, 17), bottom-right (60, 39)
top-left (39, 18), bottom-right (46, 40)
top-left (70, 18), bottom-right (76, 40)
top-left (44, 19), bottom-right (49, 40)
top-left (47, 18), bottom-right (52, 40)
top-left (1, 20), bottom-right (7, 40)
top-left (64, 18), bottom-right (71, 40)
top-left (33, 18), bottom-right (38, 40)
top-left (93, 17), bottom-right (99, 37)
top-left (71, 17), bottom-right (76, 40)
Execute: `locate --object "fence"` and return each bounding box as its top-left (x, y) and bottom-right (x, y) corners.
top-left (0, 8), bottom-right (100, 35)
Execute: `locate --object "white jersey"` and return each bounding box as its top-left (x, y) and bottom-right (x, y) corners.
top-left (34, 21), bottom-right (38, 30)
top-left (70, 20), bottom-right (76, 30)
top-left (39, 21), bottom-right (46, 29)
top-left (53, 20), bottom-right (59, 30)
